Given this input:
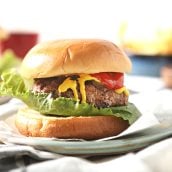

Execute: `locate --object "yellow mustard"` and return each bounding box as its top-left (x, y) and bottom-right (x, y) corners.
top-left (78, 74), bottom-right (99, 103)
top-left (115, 86), bottom-right (129, 96)
top-left (58, 74), bottom-right (99, 103)
top-left (58, 77), bottom-right (78, 101)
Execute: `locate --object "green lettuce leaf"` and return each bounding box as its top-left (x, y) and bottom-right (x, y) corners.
top-left (0, 70), bottom-right (141, 124)
top-left (0, 50), bottom-right (21, 75)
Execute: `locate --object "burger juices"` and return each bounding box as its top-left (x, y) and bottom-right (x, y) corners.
top-left (0, 39), bottom-right (141, 140)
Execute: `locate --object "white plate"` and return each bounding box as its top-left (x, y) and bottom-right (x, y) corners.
top-left (0, 116), bottom-right (172, 155)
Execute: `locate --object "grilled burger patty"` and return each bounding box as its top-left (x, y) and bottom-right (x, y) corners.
top-left (33, 76), bottom-right (128, 108)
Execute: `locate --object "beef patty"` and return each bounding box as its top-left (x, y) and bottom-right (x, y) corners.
top-left (33, 75), bottom-right (128, 108)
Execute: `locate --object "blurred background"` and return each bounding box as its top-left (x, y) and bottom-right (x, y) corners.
top-left (0, 0), bottom-right (172, 85)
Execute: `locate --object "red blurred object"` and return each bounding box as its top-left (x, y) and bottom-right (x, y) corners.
top-left (0, 41), bottom-right (2, 54)
top-left (1, 32), bottom-right (38, 58)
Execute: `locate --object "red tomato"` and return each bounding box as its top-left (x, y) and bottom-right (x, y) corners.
top-left (91, 72), bottom-right (124, 89)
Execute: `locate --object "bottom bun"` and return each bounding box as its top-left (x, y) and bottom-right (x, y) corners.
top-left (15, 107), bottom-right (129, 140)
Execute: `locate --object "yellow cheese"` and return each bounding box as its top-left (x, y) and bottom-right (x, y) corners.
top-left (115, 86), bottom-right (129, 96)
top-left (58, 78), bottom-right (78, 101)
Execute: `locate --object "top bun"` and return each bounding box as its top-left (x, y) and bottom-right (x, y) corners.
top-left (20, 39), bottom-right (132, 79)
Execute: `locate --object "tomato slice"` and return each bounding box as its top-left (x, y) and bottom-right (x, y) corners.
top-left (91, 72), bottom-right (124, 89)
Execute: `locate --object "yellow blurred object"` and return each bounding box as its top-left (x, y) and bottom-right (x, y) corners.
top-left (118, 21), bottom-right (172, 56)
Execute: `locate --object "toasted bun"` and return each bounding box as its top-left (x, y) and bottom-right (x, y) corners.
top-left (15, 107), bottom-right (129, 140)
top-left (20, 39), bottom-right (132, 79)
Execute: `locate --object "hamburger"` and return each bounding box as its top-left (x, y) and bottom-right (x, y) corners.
top-left (0, 39), bottom-right (141, 140)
